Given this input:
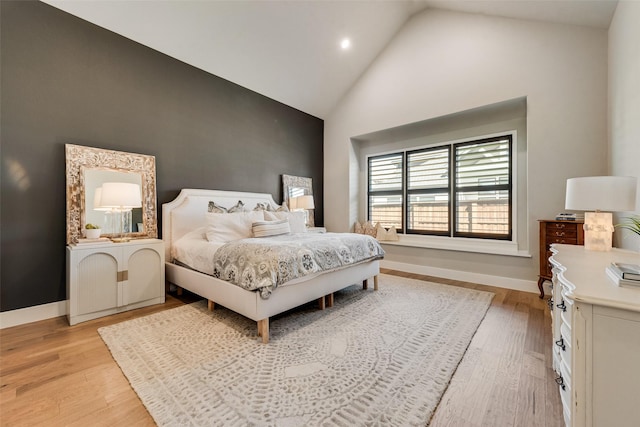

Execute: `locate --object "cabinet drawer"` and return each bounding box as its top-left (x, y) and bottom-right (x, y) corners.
top-left (547, 222), bottom-right (579, 232)
top-left (546, 237), bottom-right (578, 246)
top-left (546, 228), bottom-right (578, 240)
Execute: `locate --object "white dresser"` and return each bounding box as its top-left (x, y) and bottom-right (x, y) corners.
top-left (549, 244), bottom-right (640, 427)
top-left (66, 239), bottom-right (165, 325)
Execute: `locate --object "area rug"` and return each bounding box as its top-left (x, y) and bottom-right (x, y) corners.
top-left (98, 274), bottom-right (493, 426)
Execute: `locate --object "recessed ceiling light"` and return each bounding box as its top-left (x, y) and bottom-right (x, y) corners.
top-left (340, 38), bottom-right (351, 50)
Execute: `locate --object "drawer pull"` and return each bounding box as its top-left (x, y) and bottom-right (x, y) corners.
top-left (556, 300), bottom-right (567, 312)
top-left (555, 337), bottom-right (566, 351)
top-left (555, 375), bottom-right (566, 390)
top-left (555, 231), bottom-right (565, 237)
top-left (547, 298), bottom-right (554, 310)
top-left (555, 223), bottom-right (566, 229)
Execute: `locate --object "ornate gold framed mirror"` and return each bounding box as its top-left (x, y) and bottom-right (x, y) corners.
top-left (65, 144), bottom-right (157, 244)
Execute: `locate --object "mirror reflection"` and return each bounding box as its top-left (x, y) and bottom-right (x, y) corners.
top-left (288, 186), bottom-right (308, 200)
top-left (84, 169), bottom-right (144, 234)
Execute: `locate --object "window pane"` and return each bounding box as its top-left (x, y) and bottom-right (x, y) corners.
top-left (456, 190), bottom-right (510, 235)
top-left (408, 193), bottom-right (449, 232)
top-left (456, 139), bottom-right (510, 188)
top-left (369, 194), bottom-right (402, 229)
top-left (407, 148), bottom-right (449, 190)
top-left (369, 154), bottom-right (403, 192)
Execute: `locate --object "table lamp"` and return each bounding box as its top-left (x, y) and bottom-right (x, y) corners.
top-left (99, 182), bottom-right (142, 242)
top-left (292, 195), bottom-right (315, 227)
top-left (565, 176), bottom-right (637, 251)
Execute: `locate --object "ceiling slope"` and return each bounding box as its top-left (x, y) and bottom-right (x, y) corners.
top-left (43, 0), bottom-right (617, 119)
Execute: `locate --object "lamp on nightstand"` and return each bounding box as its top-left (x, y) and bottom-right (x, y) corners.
top-left (99, 182), bottom-right (142, 242)
top-left (565, 176), bottom-right (637, 251)
top-left (291, 195), bottom-right (315, 228)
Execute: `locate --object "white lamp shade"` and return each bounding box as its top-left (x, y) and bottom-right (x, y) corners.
top-left (92, 187), bottom-right (110, 211)
top-left (565, 176), bottom-right (637, 212)
top-left (296, 195), bottom-right (315, 209)
top-left (100, 182), bottom-right (142, 209)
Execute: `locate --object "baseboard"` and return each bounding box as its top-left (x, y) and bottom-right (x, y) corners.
top-left (381, 260), bottom-right (539, 294)
top-left (0, 263), bottom-right (539, 330)
top-left (0, 300), bottom-right (67, 329)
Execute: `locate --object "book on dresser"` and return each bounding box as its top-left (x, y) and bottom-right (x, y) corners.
top-left (610, 262), bottom-right (640, 280)
top-left (606, 264), bottom-right (640, 288)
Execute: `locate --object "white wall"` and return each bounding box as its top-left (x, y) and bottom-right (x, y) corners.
top-left (325, 9), bottom-right (608, 283)
top-left (609, 0), bottom-right (640, 251)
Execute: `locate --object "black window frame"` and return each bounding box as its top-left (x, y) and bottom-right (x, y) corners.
top-left (367, 133), bottom-right (513, 241)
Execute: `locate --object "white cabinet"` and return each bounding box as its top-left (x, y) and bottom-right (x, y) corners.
top-left (66, 239), bottom-right (165, 325)
top-left (549, 244), bottom-right (640, 427)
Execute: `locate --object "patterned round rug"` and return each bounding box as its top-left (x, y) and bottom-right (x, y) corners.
top-left (98, 274), bottom-right (493, 426)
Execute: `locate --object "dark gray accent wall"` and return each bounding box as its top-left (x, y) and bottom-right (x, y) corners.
top-left (0, 1), bottom-right (324, 312)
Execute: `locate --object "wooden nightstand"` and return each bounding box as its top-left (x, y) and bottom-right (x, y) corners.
top-left (538, 220), bottom-right (584, 298)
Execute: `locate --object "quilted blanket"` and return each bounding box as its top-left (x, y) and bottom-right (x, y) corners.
top-left (212, 232), bottom-right (385, 298)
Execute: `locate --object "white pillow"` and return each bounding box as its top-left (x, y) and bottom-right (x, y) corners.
top-left (252, 219), bottom-right (290, 237)
top-left (205, 211), bottom-right (264, 243)
top-left (264, 211), bottom-right (307, 233)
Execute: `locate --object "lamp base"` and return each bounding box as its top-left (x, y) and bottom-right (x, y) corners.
top-left (583, 211), bottom-right (614, 251)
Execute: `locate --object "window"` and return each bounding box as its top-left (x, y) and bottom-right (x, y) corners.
top-left (367, 134), bottom-right (512, 241)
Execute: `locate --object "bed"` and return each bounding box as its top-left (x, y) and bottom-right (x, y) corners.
top-left (163, 189), bottom-right (383, 343)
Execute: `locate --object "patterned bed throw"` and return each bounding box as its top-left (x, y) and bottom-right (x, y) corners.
top-left (212, 233), bottom-right (385, 298)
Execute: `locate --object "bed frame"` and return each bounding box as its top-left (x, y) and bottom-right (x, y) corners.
top-left (163, 189), bottom-right (380, 343)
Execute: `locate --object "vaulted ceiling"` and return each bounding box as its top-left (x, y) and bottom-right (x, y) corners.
top-left (43, 0), bottom-right (618, 119)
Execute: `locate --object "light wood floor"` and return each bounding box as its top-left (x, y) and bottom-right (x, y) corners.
top-left (0, 270), bottom-right (562, 426)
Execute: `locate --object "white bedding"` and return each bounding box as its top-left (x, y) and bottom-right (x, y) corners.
top-left (171, 227), bottom-right (323, 287)
top-left (172, 227), bottom-right (224, 276)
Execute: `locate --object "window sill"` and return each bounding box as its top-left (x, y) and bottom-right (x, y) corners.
top-left (378, 234), bottom-right (531, 258)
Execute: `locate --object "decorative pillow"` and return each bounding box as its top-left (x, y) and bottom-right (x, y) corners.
top-left (205, 211), bottom-right (264, 243)
top-left (227, 200), bottom-right (245, 213)
top-left (208, 201), bottom-right (227, 213)
top-left (253, 202), bottom-right (289, 212)
top-left (252, 219), bottom-right (291, 238)
top-left (354, 220), bottom-right (376, 237)
top-left (208, 200), bottom-right (246, 213)
top-left (375, 222), bottom-right (399, 241)
top-left (264, 210), bottom-right (306, 233)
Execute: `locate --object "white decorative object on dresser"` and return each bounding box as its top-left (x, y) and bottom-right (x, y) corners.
top-left (549, 244), bottom-right (640, 427)
top-left (66, 239), bottom-right (165, 325)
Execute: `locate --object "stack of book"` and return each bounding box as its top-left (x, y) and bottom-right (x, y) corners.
top-left (606, 262), bottom-right (640, 287)
top-left (555, 212), bottom-right (585, 221)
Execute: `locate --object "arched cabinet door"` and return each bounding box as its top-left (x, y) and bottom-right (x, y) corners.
top-left (67, 239), bottom-right (165, 325)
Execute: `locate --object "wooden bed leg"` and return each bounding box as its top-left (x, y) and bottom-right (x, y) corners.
top-left (207, 300), bottom-right (215, 311)
top-left (176, 286), bottom-right (183, 296)
top-left (374, 275), bottom-right (379, 291)
top-left (318, 296), bottom-right (326, 310)
top-left (326, 293), bottom-right (334, 308)
top-left (257, 319), bottom-right (269, 344)
top-left (363, 279), bottom-right (368, 290)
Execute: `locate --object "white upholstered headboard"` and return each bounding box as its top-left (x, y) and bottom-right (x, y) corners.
top-left (162, 189), bottom-right (279, 261)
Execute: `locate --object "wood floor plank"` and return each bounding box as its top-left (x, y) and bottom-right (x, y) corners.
top-left (0, 272), bottom-right (562, 426)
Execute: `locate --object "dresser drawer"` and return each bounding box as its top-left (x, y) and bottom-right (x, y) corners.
top-left (547, 221), bottom-right (579, 232)
top-left (546, 237), bottom-right (578, 246)
top-left (546, 228), bottom-right (578, 239)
